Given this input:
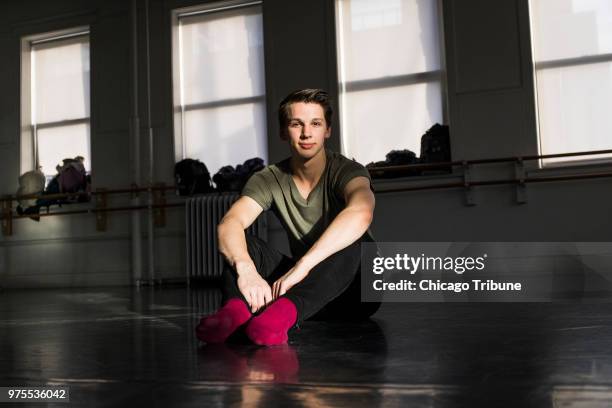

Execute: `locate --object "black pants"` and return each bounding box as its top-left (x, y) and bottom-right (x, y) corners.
top-left (221, 234), bottom-right (381, 326)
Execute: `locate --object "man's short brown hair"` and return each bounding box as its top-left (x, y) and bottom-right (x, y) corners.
top-left (278, 89), bottom-right (333, 130)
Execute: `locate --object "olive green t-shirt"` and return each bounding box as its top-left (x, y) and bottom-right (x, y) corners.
top-left (241, 148), bottom-right (375, 259)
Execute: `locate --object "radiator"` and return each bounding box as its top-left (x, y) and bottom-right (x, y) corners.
top-left (186, 193), bottom-right (267, 281)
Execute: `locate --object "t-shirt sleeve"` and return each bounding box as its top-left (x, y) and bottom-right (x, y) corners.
top-left (333, 157), bottom-right (374, 200)
top-left (240, 170), bottom-right (273, 211)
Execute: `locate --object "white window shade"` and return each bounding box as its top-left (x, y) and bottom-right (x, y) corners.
top-left (535, 61), bottom-right (612, 164)
top-left (174, 3), bottom-right (268, 174)
top-left (336, 0), bottom-right (444, 165)
top-left (183, 102), bottom-right (267, 175)
top-left (37, 123), bottom-right (91, 175)
top-left (179, 9), bottom-right (265, 105)
top-left (339, 0), bottom-right (441, 81)
top-left (342, 83), bottom-right (442, 161)
top-left (32, 37), bottom-right (90, 124)
top-left (531, 0), bottom-right (612, 62)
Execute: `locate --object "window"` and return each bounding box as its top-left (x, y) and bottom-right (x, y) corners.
top-left (21, 28), bottom-right (91, 180)
top-left (529, 0), bottom-right (612, 166)
top-left (335, 0), bottom-right (446, 164)
top-left (172, 0), bottom-right (267, 174)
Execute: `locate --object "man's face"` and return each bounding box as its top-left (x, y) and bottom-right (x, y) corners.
top-left (282, 102), bottom-right (331, 160)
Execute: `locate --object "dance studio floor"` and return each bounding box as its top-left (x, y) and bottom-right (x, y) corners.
top-left (1, 287), bottom-right (611, 407)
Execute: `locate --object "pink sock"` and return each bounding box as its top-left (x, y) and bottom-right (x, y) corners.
top-left (196, 298), bottom-right (251, 343)
top-left (245, 298), bottom-right (297, 345)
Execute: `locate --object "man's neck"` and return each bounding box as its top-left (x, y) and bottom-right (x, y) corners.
top-left (289, 148), bottom-right (327, 185)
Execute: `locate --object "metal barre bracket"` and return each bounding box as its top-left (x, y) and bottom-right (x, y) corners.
top-left (515, 158), bottom-right (527, 204)
top-left (96, 189), bottom-right (108, 231)
top-left (153, 182), bottom-right (166, 227)
top-left (1, 195), bottom-right (12, 236)
top-left (463, 162), bottom-right (476, 206)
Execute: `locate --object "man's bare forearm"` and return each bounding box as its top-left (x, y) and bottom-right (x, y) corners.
top-left (299, 207), bottom-right (372, 271)
top-left (217, 218), bottom-right (253, 273)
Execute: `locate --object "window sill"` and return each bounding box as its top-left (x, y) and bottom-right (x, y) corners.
top-left (372, 171), bottom-right (462, 193)
top-left (527, 158), bottom-right (612, 179)
top-left (371, 158), bottom-right (612, 194)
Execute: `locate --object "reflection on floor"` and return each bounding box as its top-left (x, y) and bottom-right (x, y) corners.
top-left (1, 287), bottom-right (612, 407)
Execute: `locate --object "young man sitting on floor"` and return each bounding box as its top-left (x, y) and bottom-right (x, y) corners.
top-left (196, 88), bottom-right (380, 346)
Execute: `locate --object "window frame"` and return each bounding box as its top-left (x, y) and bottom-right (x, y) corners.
top-left (170, 0), bottom-right (266, 164)
top-left (20, 26), bottom-right (91, 177)
top-left (527, 0), bottom-right (612, 169)
top-left (334, 0), bottom-right (450, 160)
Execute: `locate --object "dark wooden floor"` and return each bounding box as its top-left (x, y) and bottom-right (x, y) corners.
top-left (1, 287), bottom-right (611, 407)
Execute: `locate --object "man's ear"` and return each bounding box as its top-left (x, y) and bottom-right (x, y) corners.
top-left (324, 125), bottom-right (332, 139)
